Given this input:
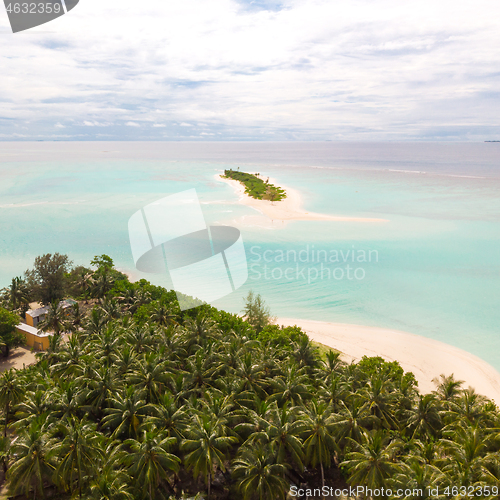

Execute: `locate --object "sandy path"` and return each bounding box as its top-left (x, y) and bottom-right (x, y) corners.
top-left (278, 317), bottom-right (500, 404)
top-left (0, 347), bottom-right (37, 372)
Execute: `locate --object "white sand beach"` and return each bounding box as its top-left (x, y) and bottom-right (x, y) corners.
top-left (216, 174), bottom-right (387, 224)
top-left (278, 317), bottom-right (500, 404)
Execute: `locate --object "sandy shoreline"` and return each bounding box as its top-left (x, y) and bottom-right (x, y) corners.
top-left (216, 174), bottom-right (387, 224)
top-left (278, 317), bottom-right (500, 404)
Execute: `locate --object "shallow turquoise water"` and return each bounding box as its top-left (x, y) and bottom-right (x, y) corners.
top-left (1, 142), bottom-right (499, 369)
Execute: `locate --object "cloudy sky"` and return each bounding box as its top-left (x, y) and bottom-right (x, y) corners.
top-left (1, 0), bottom-right (500, 141)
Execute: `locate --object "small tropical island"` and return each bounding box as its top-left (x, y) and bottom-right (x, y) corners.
top-left (221, 169), bottom-right (287, 202)
top-left (217, 170), bottom-right (387, 224)
top-left (0, 253), bottom-right (499, 499)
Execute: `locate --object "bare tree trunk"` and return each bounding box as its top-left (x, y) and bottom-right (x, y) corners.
top-left (79, 464), bottom-right (82, 499)
top-left (4, 402), bottom-right (9, 437)
top-left (321, 462), bottom-right (325, 500)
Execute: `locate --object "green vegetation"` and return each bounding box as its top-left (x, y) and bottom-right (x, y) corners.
top-left (0, 308), bottom-right (25, 356)
top-left (222, 169), bottom-right (287, 201)
top-left (0, 254), bottom-right (499, 499)
top-left (25, 253), bottom-right (73, 304)
top-left (3, 277), bottom-right (30, 315)
top-left (241, 290), bottom-right (275, 334)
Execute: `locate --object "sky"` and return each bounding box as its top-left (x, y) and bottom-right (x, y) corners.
top-left (1, 0), bottom-right (500, 141)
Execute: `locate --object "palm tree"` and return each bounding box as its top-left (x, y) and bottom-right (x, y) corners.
top-left (66, 302), bottom-right (83, 333)
top-left (232, 444), bottom-right (289, 500)
top-left (390, 459), bottom-right (442, 499)
top-left (102, 386), bottom-right (147, 439)
top-left (38, 300), bottom-right (67, 336)
top-left (158, 325), bottom-right (187, 362)
top-left (150, 302), bottom-right (178, 327)
top-left (233, 352), bottom-right (268, 399)
top-left (75, 267), bottom-right (93, 303)
top-left (335, 397), bottom-right (378, 446)
top-left (341, 430), bottom-right (403, 491)
top-left (482, 451), bottom-right (500, 489)
top-left (359, 375), bottom-right (398, 430)
top-left (6, 276), bottom-right (30, 312)
top-left (117, 287), bottom-right (151, 315)
top-left (0, 435), bottom-right (10, 474)
top-left (244, 402), bottom-right (304, 472)
top-left (83, 306), bottom-right (109, 336)
top-left (405, 394), bottom-right (442, 441)
top-left (199, 391), bottom-right (239, 435)
top-left (123, 429), bottom-right (180, 500)
top-left (437, 424), bottom-right (491, 488)
top-left (320, 350), bottom-right (345, 381)
top-left (94, 325), bottom-right (121, 368)
top-left (7, 417), bottom-right (55, 499)
top-left (124, 323), bottom-right (154, 354)
top-left (318, 374), bottom-right (348, 412)
top-left (127, 352), bottom-right (171, 404)
top-left (445, 387), bottom-right (490, 426)
top-left (181, 413), bottom-right (238, 498)
top-left (116, 287), bottom-right (139, 312)
top-left (51, 334), bottom-right (84, 378)
top-left (91, 269), bottom-right (115, 300)
top-left (165, 372), bottom-right (192, 405)
top-left (432, 374), bottom-right (464, 404)
top-left (145, 392), bottom-right (189, 443)
top-left (184, 348), bottom-right (223, 396)
top-left (0, 368), bottom-right (24, 436)
top-left (50, 380), bottom-right (85, 422)
top-left (292, 335), bottom-right (319, 370)
top-left (268, 364), bottom-right (311, 406)
top-left (39, 333), bottom-right (64, 365)
top-left (51, 417), bottom-right (103, 498)
top-left (114, 345), bottom-right (138, 376)
top-left (218, 334), bottom-right (258, 371)
top-left (85, 462), bottom-right (133, 500)
top-left (12, 388), bottom-right (52, 430)
top-left (184, 310), bottom-right (220, 351)
top-left (299, 400), bottom-right (339, 495)
top-left (100, 298), bottom-right (122, 321)
top-left (81, 365), bottom-right (120, 419)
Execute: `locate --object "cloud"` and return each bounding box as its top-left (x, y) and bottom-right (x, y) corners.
top-left (1, 0), bottom-right (500, 140)
top-left (83, 121), bottom-right (111, 127)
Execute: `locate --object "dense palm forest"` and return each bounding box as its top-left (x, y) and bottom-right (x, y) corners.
top-left (0, 255), bottom-right (499, 499)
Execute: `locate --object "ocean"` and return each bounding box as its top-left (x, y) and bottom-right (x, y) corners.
top-left (1, 142), bottom-right (499, 368)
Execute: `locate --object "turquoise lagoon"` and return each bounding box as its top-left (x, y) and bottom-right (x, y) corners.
top-left (0, 142), bottom-right (499, 368)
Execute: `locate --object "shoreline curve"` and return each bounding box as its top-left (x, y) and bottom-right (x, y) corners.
top-left (278, 317), bottom-right (500, 404)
